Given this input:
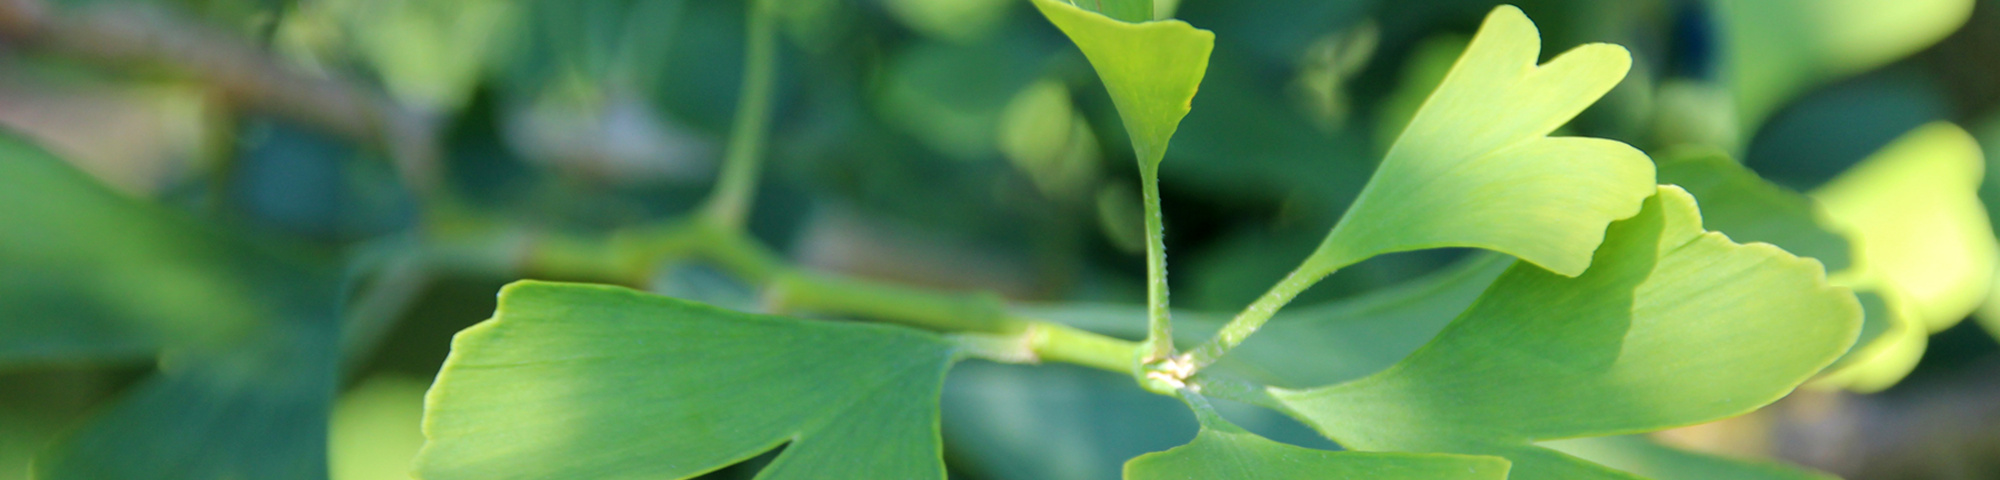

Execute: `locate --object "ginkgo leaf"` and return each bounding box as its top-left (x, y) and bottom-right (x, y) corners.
top-left (1654, 147), bottom-right (1850, 271)
top-left (1811, 122), bottom-right (1994, 332)
top-left (1543, 436), bottom-right (1837, 480)
top-left (1301, 5), bottom-right (1654, 279)
top-left (1029, 0), bottom-right (1211, 172)
top-left (1273, 187), bottom-right (1860, 479)
top-left (1808, 122), bottom-right (1994, 391)
top-left (416, 281), bottom-right (958, 480)
top-left (1713, 0), bottom-right (1974, 132)
top-left (1213, 254), bottom-right (1512, 388)
top-left (952, 255), bottom-right (1510, 480)
top-left (35, 299), bottom-right (342, 480)
top-left (1124, 394), bottom-right (1510, 480)
top-left (0, 134), bottom-right (267, 367)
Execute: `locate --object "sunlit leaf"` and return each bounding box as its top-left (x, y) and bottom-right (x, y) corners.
top-left (1029, 0), bottom-right (1211, 171)
top-left (1543, 435), bottom-right (1837, 480)
top-left (1808, 122), bottom-right (1993, 390)
top-left (331, 375), bottom-right (431, 480)
top-left (1274, 187), bottom-right (1860, 479)
top-left (1812, 122), bottom-right (1994, 332)
top-left (417, 281), bottom-right (957, 479)
top-left (1654, 147), bottom-right (1850, 271)
top-left (1124, 395), bottom-right (1509, 480)
top-left (1304, 6), bottom-right (1653, 278)
top-left (951, 255), bottom-right (1508, 480)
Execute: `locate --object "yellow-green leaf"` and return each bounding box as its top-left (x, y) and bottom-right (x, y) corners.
top-left (1274, 187), bottom-right (1859, 479)
top-left (1029, 0), bottom-right (1211, 172)
top-left (1303, 5), bottom-right (1654, 279)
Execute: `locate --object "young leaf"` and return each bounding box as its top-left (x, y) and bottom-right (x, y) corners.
top-left (417, 281), bottom-right (958, 479)
top-left (1809, 122), bottom-right (1994, 391)
top-left (1125, 395), bottom-right (1510, 480)
top-left (1304, 6), bottom-right (1653, 278)
top-left (1654, 147), bottom-right (1851, 271)
top-left (1029, 0), bottom-right (1214, 360)
top-left (1273, 187), bottom-right (1860, 479)
top-left (1029, 0), bottom-right (1210, 172)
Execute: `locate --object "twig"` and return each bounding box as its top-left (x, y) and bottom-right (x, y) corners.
top-left (0, 0), bottom-right (440, 191)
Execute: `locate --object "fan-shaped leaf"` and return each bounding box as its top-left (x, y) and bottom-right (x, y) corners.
top-left (1029, 0), bottom-right (1211, 172)
top-left (1303, 5), bottom-right (1654, 279)
top-left (417, 281), bottom-right (957, 479)
top-left (1810, 122), bottom-right (1994, 391)
top-left (1274, 187), bottom-right (1860, 479)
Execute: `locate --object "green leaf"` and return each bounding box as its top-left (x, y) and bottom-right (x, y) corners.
top-left (1124, 395), bottom-right (1509, 480)
top-left (1274, 187), bottom-right (1860, 479)
top-left (1046, 0), bottom-right (1154, 24)
top-left (0, 134), bottom-right (267, 367)
top-left (1808, 122), bottom-right (1994, 391)
top-left (1544, 436), bottom-right (1836, 480)
top-left (952, 255), bottom-right (1509, 480)
top-left (35, 305), bottom-right (341, 480)
top-left (1812, 122), bottom-right (1994, 331)
top-left (331, 375), bottom-right (431, 480)
top-left (1713, 0), bottom-right (1974, 132)
top-left (416, 281), bottom-right (958, 479)
top-left (1029, 0), bottom-right (1211, 171)
top-left (1304, 5), bottom-right (1653, 278)
top-left (1213, 254), bottom-right (1513, 388)
top-left (1654, 147), bottom-right (1851, 271)
top-left (0, 130), bottom-right (348, 480)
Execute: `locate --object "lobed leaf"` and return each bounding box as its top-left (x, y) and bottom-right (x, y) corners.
top-left (416, 281), bottom-right (958, 479)
top-left (1274, 187), bottom-right (1860, 479)
top-left (1029, 0), bottom-right (1211, 172)
top-left (1304, 5), bottom-right (1654, 278)
top-left (954, 254), bottom-right (1511, 480)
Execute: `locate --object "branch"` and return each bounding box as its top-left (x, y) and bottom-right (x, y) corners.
top-left (0, 0), bottom-right (440, 191)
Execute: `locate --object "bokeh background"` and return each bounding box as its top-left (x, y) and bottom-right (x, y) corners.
top-left (1, 0), bottom-right (1997, 478)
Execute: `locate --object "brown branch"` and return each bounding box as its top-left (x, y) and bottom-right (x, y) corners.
top-left (0, 0), bottom-right (439, 191)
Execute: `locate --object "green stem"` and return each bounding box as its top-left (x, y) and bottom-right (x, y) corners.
top-left (767, 270), bottom-right (1023, 334)
top-left (1181, 263), bottom-right (1326, 371)
top-left (953, 321), bottom-right (1143, 376)
top-left (1030, 322), bottom-right (1141, 373)
top-left (699, 0), bottom-right (778, 231)
top-left (1138, 166), bottom-right (1173, 362)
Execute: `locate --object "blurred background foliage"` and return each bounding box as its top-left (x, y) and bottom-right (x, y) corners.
top-left (0, 0), bottom-right (1998, 478)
